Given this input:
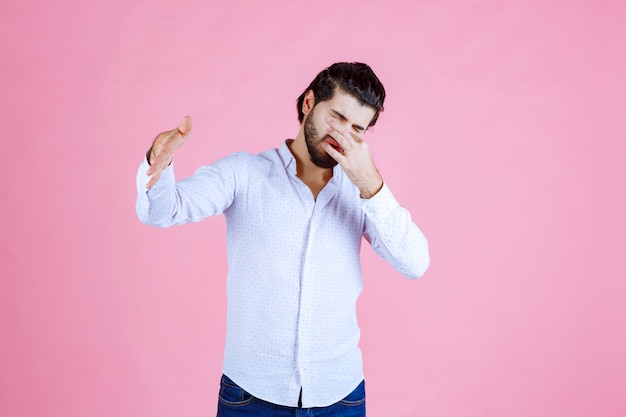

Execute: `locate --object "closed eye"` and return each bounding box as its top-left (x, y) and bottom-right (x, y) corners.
top-left (331, 109), bottom-right (365, 134)
top-left (330, 110), bottom-right (345, 121)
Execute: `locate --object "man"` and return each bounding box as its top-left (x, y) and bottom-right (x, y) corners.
top-left (136, 62), bottom-right (430, 416)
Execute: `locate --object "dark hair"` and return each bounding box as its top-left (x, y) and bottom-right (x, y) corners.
top-left (297, 62), bottom-right (386, 127)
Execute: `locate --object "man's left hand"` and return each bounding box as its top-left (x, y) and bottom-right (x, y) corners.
top-left (322, 117), bottom-right (384, 199)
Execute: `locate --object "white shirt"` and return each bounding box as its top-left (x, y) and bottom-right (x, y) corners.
top-left (135, 141), bottom-right (429, 407)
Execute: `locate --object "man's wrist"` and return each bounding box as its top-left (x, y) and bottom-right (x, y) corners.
top-left (359, 178), bottom-right (384, 199)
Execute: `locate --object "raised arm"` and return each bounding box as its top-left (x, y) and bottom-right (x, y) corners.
top-left (136, 117), bottom-right (238, 228)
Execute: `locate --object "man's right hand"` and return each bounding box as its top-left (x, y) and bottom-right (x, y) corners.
top-left (146, 116), bottom-right (193, 189)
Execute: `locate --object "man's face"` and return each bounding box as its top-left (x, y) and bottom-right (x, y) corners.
top-left (303, 89), bottom-right (376, 169)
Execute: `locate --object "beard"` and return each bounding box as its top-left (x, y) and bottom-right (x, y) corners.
top-left (304, 106), bottom-right (338, 169)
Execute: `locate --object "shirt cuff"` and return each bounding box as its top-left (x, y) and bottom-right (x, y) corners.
top-left (360, 182), bottom-right (400, 220)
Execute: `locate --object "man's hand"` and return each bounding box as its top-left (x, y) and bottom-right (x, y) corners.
top-left (145, 116), bottom-right (193, 189)
top-left (321, 117), bottom-right (383, 199)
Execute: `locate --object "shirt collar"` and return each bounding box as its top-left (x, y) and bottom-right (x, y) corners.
top-left (278, 140), bottom-right (297, 175)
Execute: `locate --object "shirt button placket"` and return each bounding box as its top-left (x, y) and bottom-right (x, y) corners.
top-left (296, 199), bottom-right (316, 395)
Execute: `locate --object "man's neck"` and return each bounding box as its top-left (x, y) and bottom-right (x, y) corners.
top-left (288, 136), bottom-right (333, 182)
top-left (287, 136), bottom-right (333, 200)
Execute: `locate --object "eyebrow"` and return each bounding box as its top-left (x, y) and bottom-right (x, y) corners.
top-left (331, 109), bottom-right (366, 132)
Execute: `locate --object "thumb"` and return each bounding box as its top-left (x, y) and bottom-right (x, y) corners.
top-left (177, 115), bottom-right (193, 137)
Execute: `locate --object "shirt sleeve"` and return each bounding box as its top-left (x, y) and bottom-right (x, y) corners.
top-left (361, 183), bottom-right (430, 279)
top-left (135, 154), bottom-right (241, 227)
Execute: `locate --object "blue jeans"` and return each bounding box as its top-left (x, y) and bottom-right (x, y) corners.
top-left (216, 374), bottom-right (366, 417)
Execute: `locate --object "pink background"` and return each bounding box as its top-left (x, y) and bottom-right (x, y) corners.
top-left (1, 1), bottom-right (625, 416)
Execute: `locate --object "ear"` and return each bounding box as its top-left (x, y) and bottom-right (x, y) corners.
top-left (302, 90), bottom-right (315, 116)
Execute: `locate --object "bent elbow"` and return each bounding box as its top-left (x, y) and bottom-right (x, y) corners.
top-left (137, 213), bottom-right (172, 228)
top-left (403, 254), bottom-right (430, 279)
top-left (401, 241), bottom-right (430, 279)
top-left (136, 203), bottom-right (172, 228)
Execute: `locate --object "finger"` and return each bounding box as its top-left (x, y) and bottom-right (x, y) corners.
top-left (147, 151), bottom-right (166, 174)
top-left (146, 171), bottom-right (161, 189)
top-left (325, 117), bottom-right (365, 144)
top-left (146, 161), bottom-right (162, 177)
top-left (326, 125), bottom-right (352, 151)
top-left (177, 115), bottom-right (193, 137)
top-left (348, 131), bottom-right (363, 142)
top-left (147, 150), bottom-right (174, 176)
top-left (326, 118), bottom-right (354, 145)
top-left (155, 154), bottom-right (172, 171)
top-left (321, 141), bottom-right (345, 163)
top-left (166, 118), bottom-right (192, 152)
